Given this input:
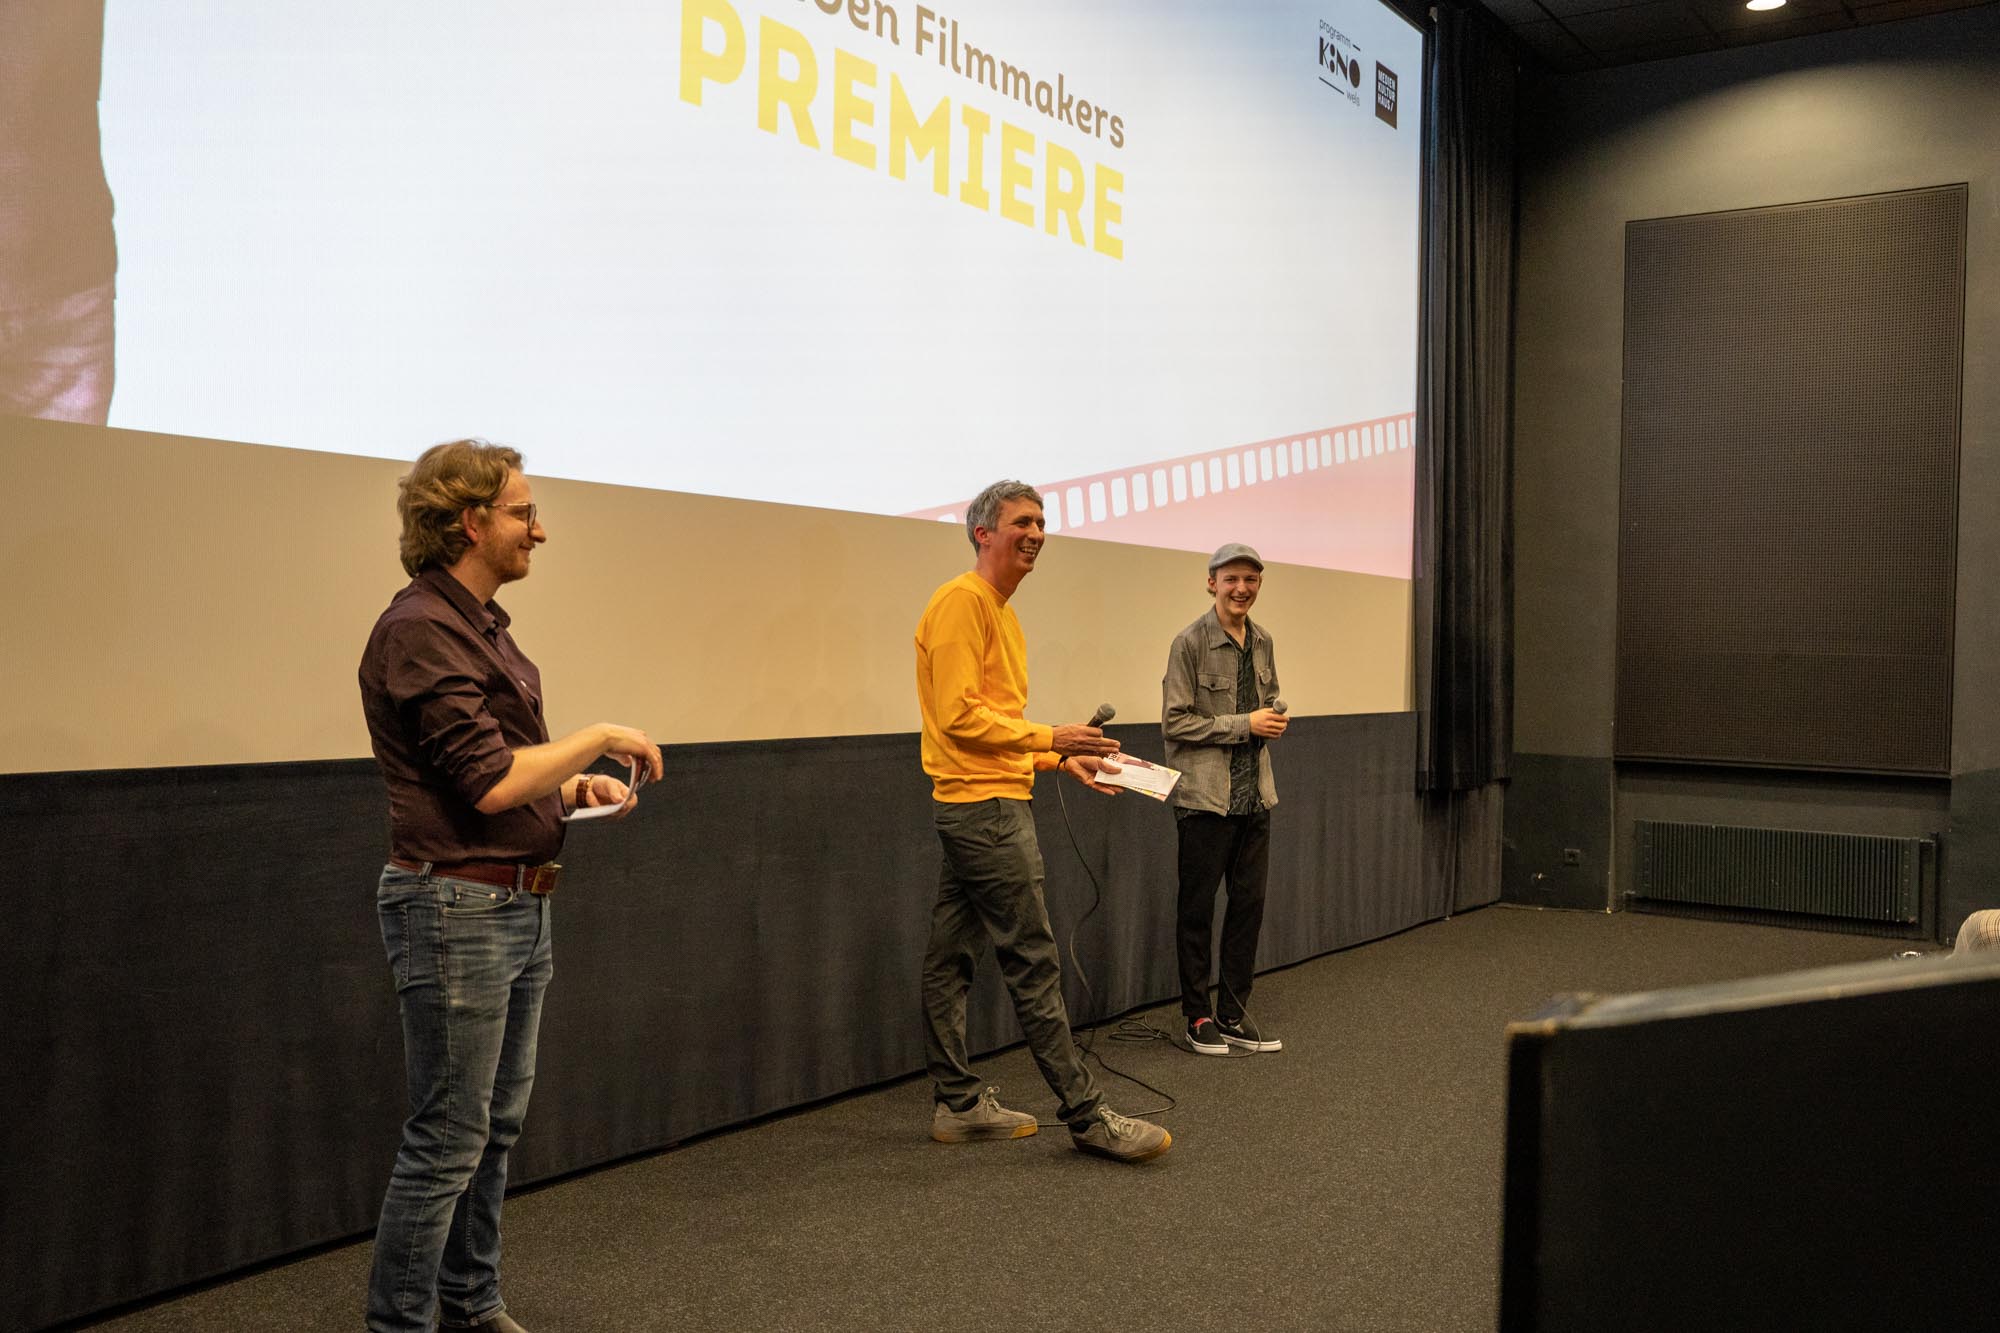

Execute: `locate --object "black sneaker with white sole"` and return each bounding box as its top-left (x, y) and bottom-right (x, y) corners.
top-left (1215, 1012), bottom-right (1282, 1052)
top-left (1185, 1015), bottom-right (1230, 1055)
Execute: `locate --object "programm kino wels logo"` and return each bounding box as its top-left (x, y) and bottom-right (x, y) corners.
top-left (1316, 19), bottom-right (1363, 109)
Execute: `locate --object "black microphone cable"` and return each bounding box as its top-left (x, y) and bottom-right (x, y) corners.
top-left (1035, 705), bottom-right (1179, 1124)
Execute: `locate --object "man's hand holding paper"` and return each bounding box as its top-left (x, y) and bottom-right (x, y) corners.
top-left (1089, 753), bottom-right (1181, 801)
top-left (564, 754), bottom-right (651, 822)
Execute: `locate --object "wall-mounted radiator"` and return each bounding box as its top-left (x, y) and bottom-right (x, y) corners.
top-left (1631, 821), bottom-right (1933, 933)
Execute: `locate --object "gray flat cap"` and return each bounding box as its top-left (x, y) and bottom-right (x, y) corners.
top-left (1207, 542), bottom-right (1264, 573)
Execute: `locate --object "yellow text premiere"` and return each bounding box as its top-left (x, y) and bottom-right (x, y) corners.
top-left (681, 0), bottom-right (1124, 260)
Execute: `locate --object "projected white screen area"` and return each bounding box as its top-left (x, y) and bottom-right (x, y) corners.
top-left (26, 0), bottom-right (1423, 575)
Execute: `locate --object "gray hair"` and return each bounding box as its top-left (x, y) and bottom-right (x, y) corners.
top-left (964, 479), bottom-right (1044, 551)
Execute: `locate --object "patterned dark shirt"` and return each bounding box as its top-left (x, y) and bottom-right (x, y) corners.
top-left (1226, 628), bottom-right (1261, 815)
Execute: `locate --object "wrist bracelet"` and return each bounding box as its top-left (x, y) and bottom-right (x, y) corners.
top-left (573, 775), bottom-right (591, 809)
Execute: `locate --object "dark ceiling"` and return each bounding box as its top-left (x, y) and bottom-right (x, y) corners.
top-left (1474, 0), bottom-right (1994, 70)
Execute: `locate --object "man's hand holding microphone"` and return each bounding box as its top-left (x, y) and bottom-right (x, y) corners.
top-left (1053, 703), bottom-right (1124, 795)
top-left (1249, 698), bottom-right (1290, 740)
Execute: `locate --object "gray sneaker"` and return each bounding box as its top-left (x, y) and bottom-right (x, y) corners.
top-left (931, 1087), bottom-right (1039, 1143)
top-left (1070, 1105), bottom-right (1172, 1163)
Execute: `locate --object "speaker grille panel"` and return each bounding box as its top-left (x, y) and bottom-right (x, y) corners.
top-left (1615, 185), bottom-right (1965, 774)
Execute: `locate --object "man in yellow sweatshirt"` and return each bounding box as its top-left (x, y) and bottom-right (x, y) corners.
top-left (914, 479), bottom-right (1173, 1164)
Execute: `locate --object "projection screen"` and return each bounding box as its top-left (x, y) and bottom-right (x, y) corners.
top-left (8, 0), bottom-right (1423, 578)
top-left (2, 0), bottom-right (1425, 774)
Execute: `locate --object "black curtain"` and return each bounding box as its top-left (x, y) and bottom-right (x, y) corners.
top-left (2, 715), bottom-right (1457, 1332)
top-left (1415, 2), bottom-right (1516, 797)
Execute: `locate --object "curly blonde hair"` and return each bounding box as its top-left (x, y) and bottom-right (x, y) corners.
top-left (396, 439), bottom-right (524, 575)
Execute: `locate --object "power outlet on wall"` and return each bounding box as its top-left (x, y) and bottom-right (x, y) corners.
top-left (1561, 847), bottom-right (1583, 868)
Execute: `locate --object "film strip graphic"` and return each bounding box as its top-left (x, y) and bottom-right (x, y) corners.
top-left (907, 412), bottom-right (1417, 579)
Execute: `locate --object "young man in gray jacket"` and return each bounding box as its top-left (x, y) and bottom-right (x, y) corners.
top-left (1161, 543), bottom-right (1288, 1055)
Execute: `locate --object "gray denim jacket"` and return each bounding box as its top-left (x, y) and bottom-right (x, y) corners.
top-left (1161, 609), bottom-right (1280, 814)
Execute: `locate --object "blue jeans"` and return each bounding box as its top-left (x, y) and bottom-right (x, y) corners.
top-left (367, 866), bottom-right (553, 1332)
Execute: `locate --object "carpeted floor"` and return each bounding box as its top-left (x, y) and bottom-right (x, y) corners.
top-left (78, 905), bottom-right (1898, 1332)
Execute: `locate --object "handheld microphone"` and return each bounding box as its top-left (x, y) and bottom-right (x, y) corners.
top-left (1271, 699), bottom-right (1288, 715)
top-left (1086, 703), bottom-right (1116, 727)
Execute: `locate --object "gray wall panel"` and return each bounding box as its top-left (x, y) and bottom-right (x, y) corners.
top-left (1503, 753), bottom-right (1613, 909)
top-left (1512, 6), bottom-right (2000, 924)
top-left (1515, 7), bottom-right (2000, 763)
top-left (1945, 767), bottom-right (2000, 941)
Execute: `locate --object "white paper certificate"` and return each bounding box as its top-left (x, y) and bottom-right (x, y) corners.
top-left (1092, 754), bottom-right (1181, 801)
top-left (562, 756), bottom-right (647, 822)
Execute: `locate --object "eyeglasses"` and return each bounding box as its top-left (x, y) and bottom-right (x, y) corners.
top-left (485, 501), bottom-right (538, 528)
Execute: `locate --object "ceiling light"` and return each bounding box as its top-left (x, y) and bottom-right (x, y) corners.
top-left (1746, 0), bottom-right (1786, 9)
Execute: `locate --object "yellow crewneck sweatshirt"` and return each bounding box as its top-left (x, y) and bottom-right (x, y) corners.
top-left (914, 571), bottom-right (1060, 802)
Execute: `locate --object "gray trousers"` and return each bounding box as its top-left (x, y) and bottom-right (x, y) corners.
top-left (922, 797), bottom-right (1102, 1130)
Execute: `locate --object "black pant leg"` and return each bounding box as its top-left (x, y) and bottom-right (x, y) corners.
top-left (1175, 811), bottom-right (1236, 1019)
top-left (1214, 809), bottom-right (1272, 1023)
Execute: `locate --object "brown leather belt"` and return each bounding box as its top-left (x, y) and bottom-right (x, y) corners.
top-left (389, 857), bottom-right (562, 896)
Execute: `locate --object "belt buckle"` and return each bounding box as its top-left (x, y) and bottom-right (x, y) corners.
top-left (526, 862), bottom-right (561, 896)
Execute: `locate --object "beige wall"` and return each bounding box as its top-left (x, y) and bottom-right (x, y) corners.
top-left (2, 417), bottom-right (1412, 774)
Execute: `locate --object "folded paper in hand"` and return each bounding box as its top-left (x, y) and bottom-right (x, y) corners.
top-left (1091, 753), bottom-right (1180, 801)
top-left (563, 756), bottom-right (648, 823)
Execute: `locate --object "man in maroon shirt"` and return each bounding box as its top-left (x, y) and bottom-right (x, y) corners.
top-left (358, 439), bottom-right (662, 1333)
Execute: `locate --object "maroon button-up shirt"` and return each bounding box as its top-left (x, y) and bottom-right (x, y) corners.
top-left (358, 565), bottom-right (565, 866)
